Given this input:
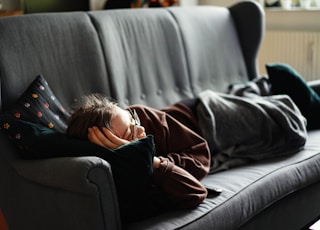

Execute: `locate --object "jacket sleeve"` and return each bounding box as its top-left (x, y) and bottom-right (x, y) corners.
top-left (153, 157), bottom-right (208, 209)
top-left (131, 104), bottom-right (211, 180)
top-left (162, 106), bottom-right (211, 181)
top-left (129, 104), bottom-right (211, 208)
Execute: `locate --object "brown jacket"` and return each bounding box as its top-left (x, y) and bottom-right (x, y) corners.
top-left (129, 102), bottom-right (210, 208)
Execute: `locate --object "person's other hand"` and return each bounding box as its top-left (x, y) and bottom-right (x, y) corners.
top-left (88, 126), bottom-right (130, 150)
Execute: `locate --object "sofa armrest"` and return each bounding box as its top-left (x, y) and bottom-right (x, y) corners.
top-left (308, 80), bottom-right (320, 96)
top-left (12, 156), bottom-right (122, 230)
top-left (13, 156), bottom-right (111, 193)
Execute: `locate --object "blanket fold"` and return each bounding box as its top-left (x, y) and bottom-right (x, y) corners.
top-left (196, 90), bottom-right (307, 173)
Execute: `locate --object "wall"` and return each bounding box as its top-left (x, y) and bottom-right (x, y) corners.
top-left (89, 0), bottom-right (199, 10)
top-left (258, 9), bottom-right (320, 80)
top-left (24, 0), bottom-right (89, 13)
top-left (199, 0), bottom-right (240, 6)
top-left (198, 0), bottom-right (320, 81)
top-left (90, 0), bottom-right (106, 10)
top-left (0, 0), bottom-right (22, 11)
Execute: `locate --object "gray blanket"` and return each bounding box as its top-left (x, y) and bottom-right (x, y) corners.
top-left (196, 90), bottom-right (307, 173)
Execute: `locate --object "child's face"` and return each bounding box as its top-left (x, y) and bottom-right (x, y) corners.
top-left (110, 107), bottom-right (146, 141)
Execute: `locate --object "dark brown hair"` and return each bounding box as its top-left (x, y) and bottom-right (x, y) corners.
top-left (66, 94), bottom-right (118, 140)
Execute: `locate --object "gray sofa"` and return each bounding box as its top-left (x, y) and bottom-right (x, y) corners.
top-left (0, 1), bottom-right (320, 229)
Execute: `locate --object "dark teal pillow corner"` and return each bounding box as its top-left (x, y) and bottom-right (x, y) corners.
top-left (266, 63), bottom-right (320, 130)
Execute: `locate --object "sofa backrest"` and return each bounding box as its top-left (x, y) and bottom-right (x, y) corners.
top-left (88, 1), bottom-right (264, 109)
top-left (89, 9), bottom-right (193, 109)
top-left (0, 12), bottom-right (109, 111)
top-left (0, 1), bottom-right (263, 111)
top-left (169, 3), bottom-right (264, 96)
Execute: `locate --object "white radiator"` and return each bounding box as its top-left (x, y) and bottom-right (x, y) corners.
top-left (258, 30), bottom-right (320, 81)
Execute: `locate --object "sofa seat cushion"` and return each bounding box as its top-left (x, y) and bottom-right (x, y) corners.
top-left (126, 130), bottom-right (320, 230)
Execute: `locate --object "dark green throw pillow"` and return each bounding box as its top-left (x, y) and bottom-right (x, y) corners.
top-left (0, 115), bottom-right (156, 223)
top-left (5, 75), bottom-right (70, 133)
top-left (266, 63), bottom-right (320, 130)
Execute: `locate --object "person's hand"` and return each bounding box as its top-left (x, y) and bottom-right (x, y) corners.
top-left (153, 156), bottom-right (161, 169)
top-left (88, 126), bottom-right (130, 150)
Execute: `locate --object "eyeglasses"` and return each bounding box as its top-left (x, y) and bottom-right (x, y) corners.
top-left (128, 109), bottom-right (141, 141)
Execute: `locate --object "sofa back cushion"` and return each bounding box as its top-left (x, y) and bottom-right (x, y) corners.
top-left (89, 3), bottom-right (262, 109)
top-left (0, 12), bottom-right (109, 111)
top-left (0, 3), bottom-right (263, 112)
top-left (89, 9), bottom-right (194, 109)
top-left (169, 6), bottom-right (250, 95)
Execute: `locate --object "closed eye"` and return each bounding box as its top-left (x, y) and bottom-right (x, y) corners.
top-left (123, 126), bottom-right (132, 140)
top-left (122, 117), bottom-right (135, 141)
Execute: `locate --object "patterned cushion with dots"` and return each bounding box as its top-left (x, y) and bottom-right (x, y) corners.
top-left (5, 75), bottom-right (70, 133)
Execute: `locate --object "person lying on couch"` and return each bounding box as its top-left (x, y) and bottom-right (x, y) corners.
top-left (66, 63), bottom-right (317, 217)
top-left (67, 94), bottom-right (211, 211)
top-left (67, 72), bottom-right (309, 210)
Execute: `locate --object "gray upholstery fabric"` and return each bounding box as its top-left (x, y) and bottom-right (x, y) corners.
top-left (9, 158), bottom-right (119, 230)
top-left (229, 2), bottom-right (264, 81)
top-left (127, 130), bottom-right (320, 230)
top-left (1, 1), bottom-right (320, 230)
top-left (89, 9), bottom-right (193, 109)
top-left (0, 12), bottom-right (121, 230)
top-left (0, 12), bottom-right (109, 110)
top-left (168, 6), bottom-right (250, 95)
